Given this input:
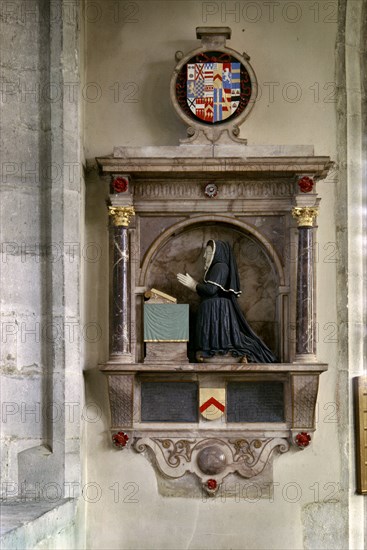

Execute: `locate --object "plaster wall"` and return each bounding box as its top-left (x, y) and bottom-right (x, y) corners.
top-left (83, 2), bottom-right (354, 549)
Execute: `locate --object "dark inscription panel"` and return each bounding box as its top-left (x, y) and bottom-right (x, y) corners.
top-left (141, 382), bottom-right (198, 422)
top-left (227, 382), bottom-right (284, 422)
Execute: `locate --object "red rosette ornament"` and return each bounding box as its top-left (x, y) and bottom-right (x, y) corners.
top-left (112, 431), bottom-right (129, 448)
top-left (298, 176), bottom-right (314, 193)
top-left (112, 176), bottom-right (129, 194)
top-left (295, 432), bottom-right (311, 448)
top-left (207, 479), bottom-right (217, 491)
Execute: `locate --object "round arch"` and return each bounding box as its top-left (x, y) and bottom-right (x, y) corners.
top-left (139, 215), bottom-right (285, 287)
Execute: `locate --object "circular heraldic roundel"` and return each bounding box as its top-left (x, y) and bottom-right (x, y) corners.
top-left (175, 51), bottom-right (253, 126)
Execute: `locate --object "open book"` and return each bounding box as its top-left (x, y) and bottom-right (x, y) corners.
top-left (144, 288), bottom-right (177, 304)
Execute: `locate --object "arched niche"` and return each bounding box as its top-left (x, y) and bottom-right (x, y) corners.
top-left (139, 217), bottom-right (285, 360)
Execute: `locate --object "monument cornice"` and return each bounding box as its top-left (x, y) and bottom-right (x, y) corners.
top-left (97, 154), bottom-right (332, 179)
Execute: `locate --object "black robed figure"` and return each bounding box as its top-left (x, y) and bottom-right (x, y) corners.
top-left (177, 239), bottom-right (277, 363)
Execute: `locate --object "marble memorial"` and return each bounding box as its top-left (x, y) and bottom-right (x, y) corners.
top-left (97, 27), bottom-right (330, 496)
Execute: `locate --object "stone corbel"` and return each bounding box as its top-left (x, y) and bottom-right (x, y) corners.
top-left (107, 374), bottom-right (135, 426)
top-left (290, 372), bottom-right (319, 449)
top-left (134, 436), bottom-right (290, 495)
top-left (105, 362), bottom-right (325, 496)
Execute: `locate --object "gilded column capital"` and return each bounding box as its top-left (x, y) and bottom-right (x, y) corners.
top-left (292, 207), bottom-right (318, 227)
top-left (108, 206), bottom-right (135, 227)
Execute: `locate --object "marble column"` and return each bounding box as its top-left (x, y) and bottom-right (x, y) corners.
top-left (108, 206), bottom-right (135, 359)
top-left (292, 207), bottom-right (318, 362)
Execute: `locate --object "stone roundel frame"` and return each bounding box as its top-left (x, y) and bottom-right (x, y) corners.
top-left (139, 216), bottom-right (285, 288)
top-left (170, 45), bottom-right (258, 131)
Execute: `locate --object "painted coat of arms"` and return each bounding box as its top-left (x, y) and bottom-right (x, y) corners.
top-left (199, 388), bottom-right (226, 420)
top-left (174, 51), bottom-right (254, 127)
top-left (186, 61), bottom-right (241, 123)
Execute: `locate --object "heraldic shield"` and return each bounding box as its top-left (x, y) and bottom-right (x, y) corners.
top-left (199, 388), bottom-right (226, 420)
top-left (186, 62), bottom-right (240, 123)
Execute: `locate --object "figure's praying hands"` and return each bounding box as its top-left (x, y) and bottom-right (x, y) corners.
top-left (177, 272), bottom-right (198, 292)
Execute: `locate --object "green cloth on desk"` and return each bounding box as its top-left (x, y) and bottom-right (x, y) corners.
top-left (144, 304), bottom-right (189, 342)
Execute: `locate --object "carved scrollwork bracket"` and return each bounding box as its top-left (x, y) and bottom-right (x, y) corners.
top-left (134, 436), bottom-right (290, 494)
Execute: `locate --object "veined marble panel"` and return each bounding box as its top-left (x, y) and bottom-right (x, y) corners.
top-left (139, 216), bottom-right (186, 262)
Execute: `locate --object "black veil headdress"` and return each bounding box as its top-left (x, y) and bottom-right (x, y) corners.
top-left (204, 240), bottom-right (241, 296)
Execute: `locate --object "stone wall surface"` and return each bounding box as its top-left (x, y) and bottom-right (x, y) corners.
top-left (1, 0), bottom-right (48, 490)
top-left (334, 1), bottom-right (367, 548)
top-left (1, 0), bottom-right (86, 547)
